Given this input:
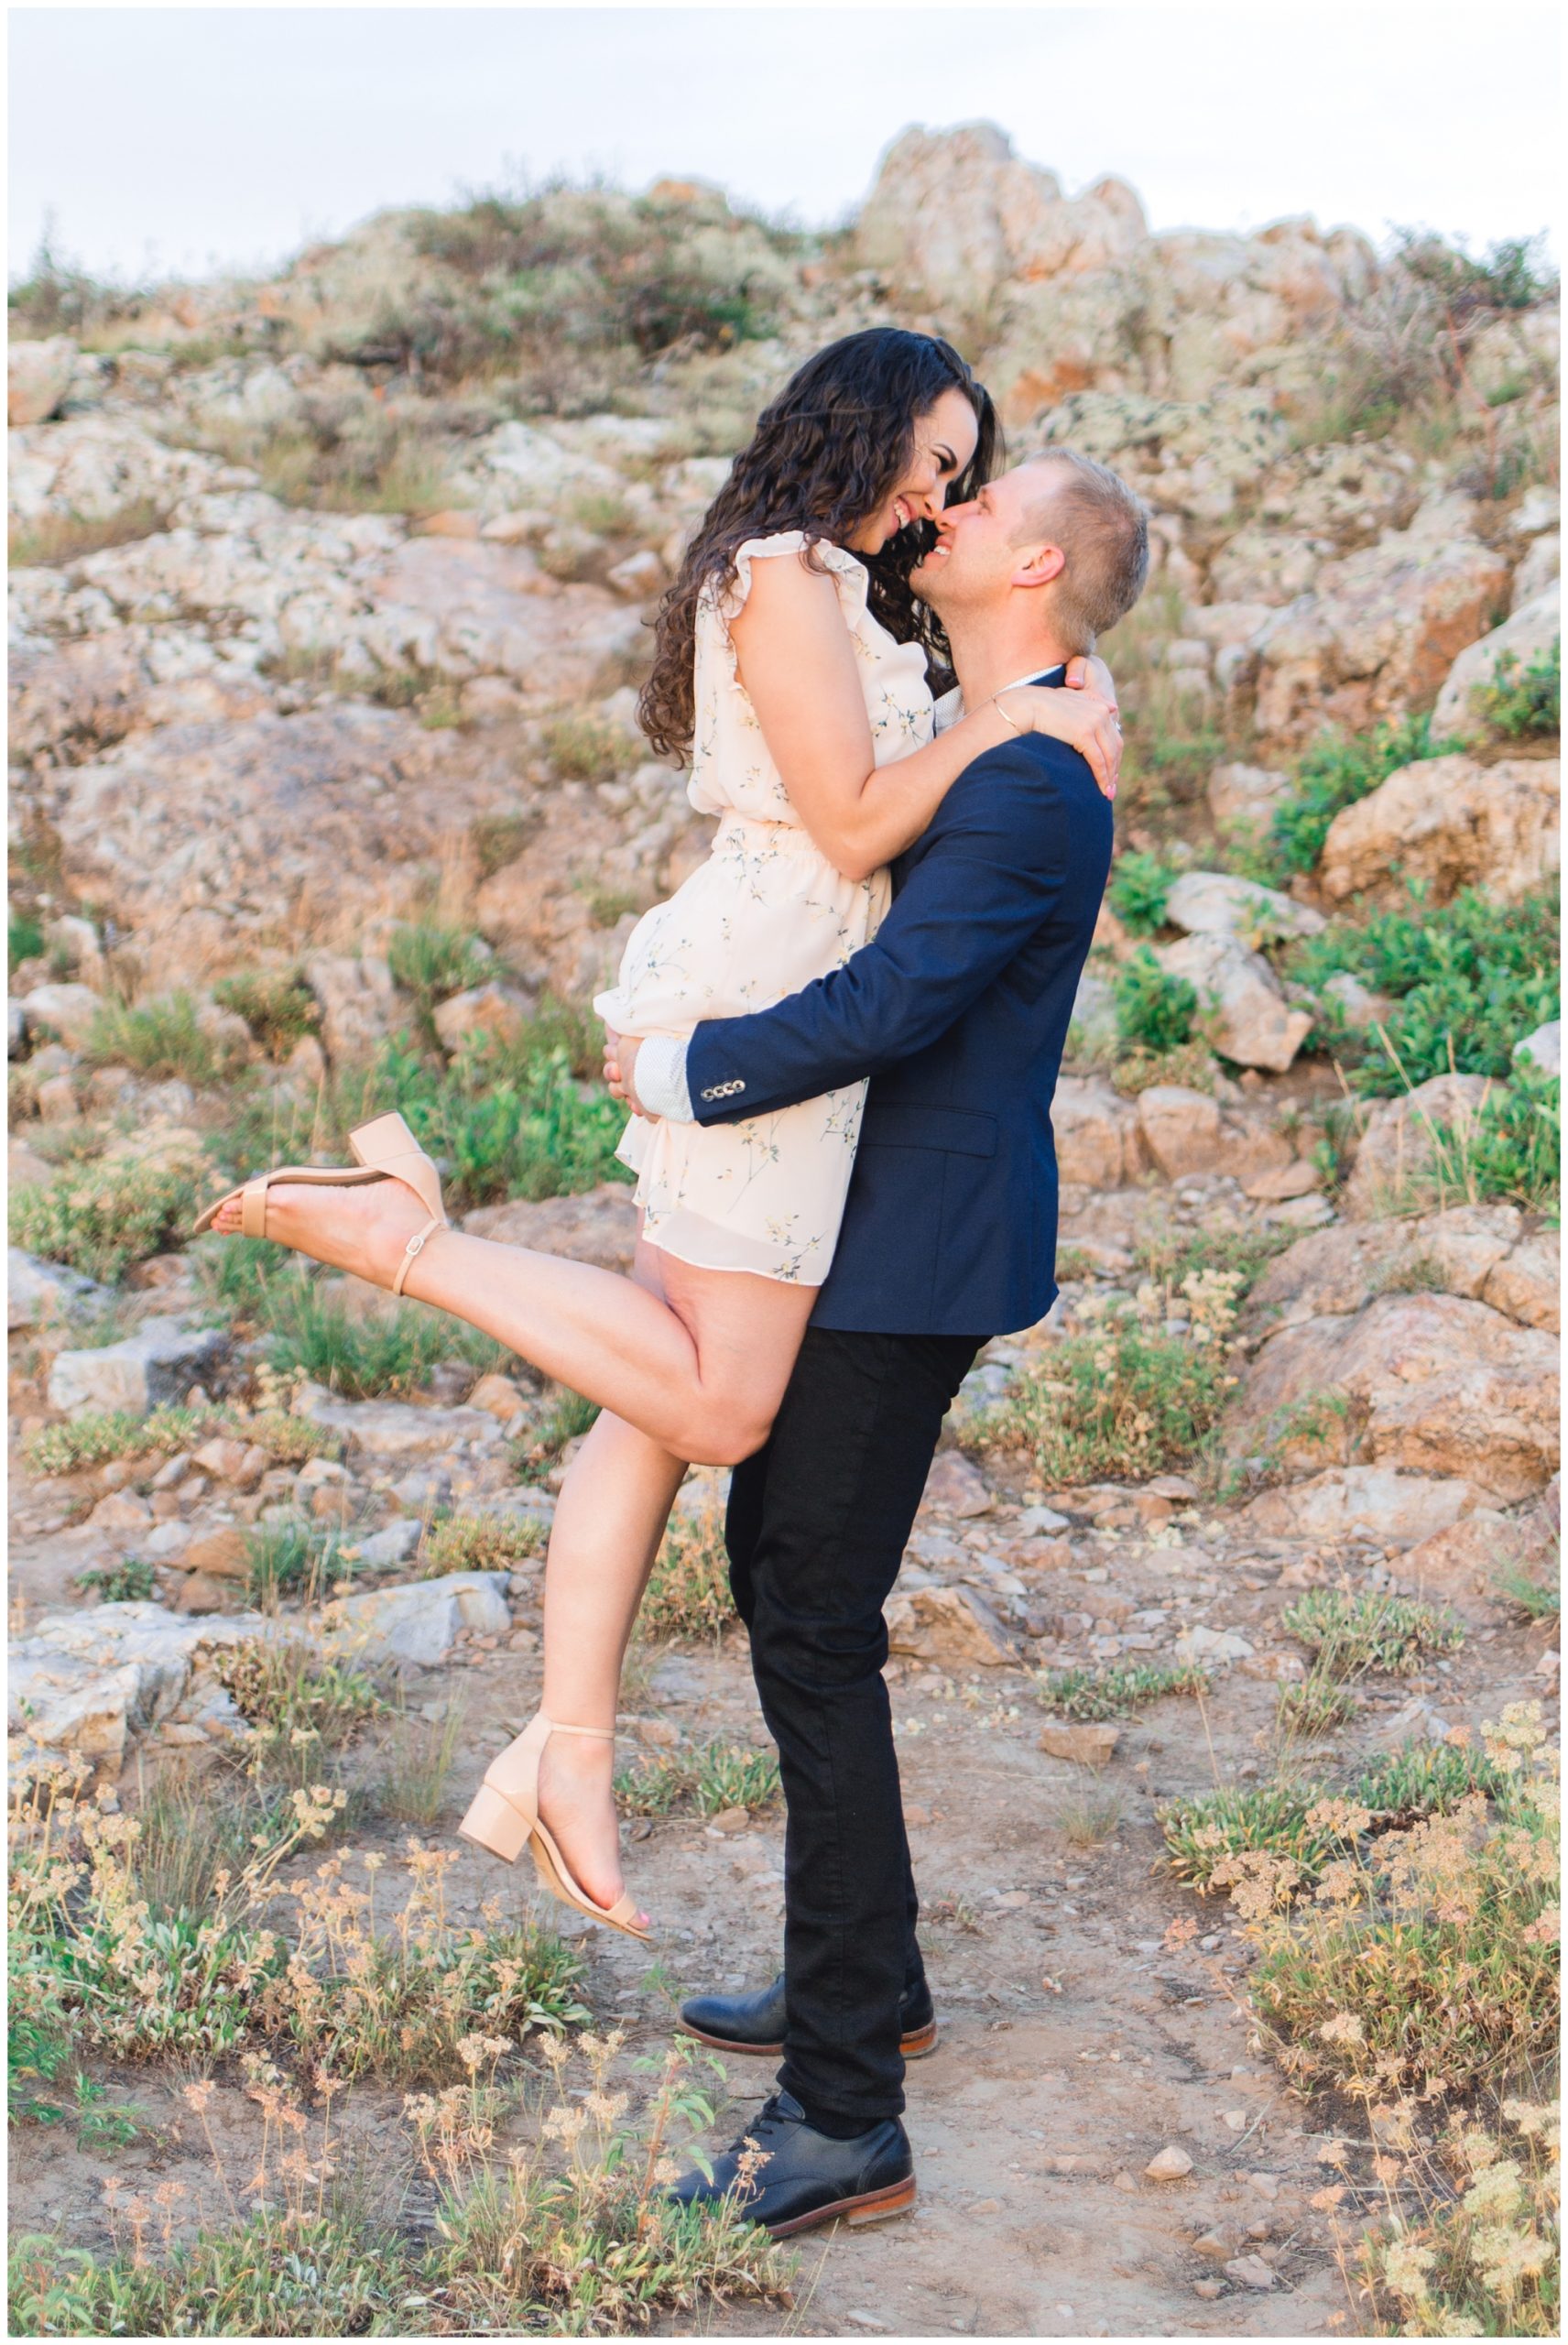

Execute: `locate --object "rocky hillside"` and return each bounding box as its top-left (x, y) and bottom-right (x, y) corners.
top-left (5, 125), bottom-right (1561, 2340)
top-left (9, 108), bottom-right (1561, 1617)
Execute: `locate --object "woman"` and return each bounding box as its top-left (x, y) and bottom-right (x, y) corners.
top-left (195, 328), bottom-right (1120, 1939)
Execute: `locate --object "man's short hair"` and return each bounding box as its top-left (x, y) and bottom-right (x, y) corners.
top-left (1015, 450), bottom-right (1150, 647)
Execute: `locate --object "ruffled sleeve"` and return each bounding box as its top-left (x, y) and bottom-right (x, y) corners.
top-left (714, 531), bottom-right (872, 636)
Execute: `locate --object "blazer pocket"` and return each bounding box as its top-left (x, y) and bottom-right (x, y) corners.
top-left (860, 1104), bottom-right (999, 1159)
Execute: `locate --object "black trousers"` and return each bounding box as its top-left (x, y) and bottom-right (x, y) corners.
top-left (724, 1325), bottom-right (983, 2134)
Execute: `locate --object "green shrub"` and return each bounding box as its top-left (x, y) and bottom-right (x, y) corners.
top-left (1247, 1707), bottom-right (1558, 2101)
top-left (244, 1519), bottom-right (351, 1605)
top-left (511, 1389), bottom-right (601, 1484)
top-left (212, 968), bottom-right (321, 1060)
top-left (616, 1739), bottom-right (780, 1816)
top-left (1282, 1587), bottom-right (1465, 1676)
top-left (639, 1496), bottom-right (733, 1642)
top-left (22, 1403), bottom-right (336, 1480)
top-left (1270, 714), bottom-right (1452, 875)
top-left (420, 1511), bottom-right (548, 1575)
top-left (82, 992), bottom-right (244, 1086)
top-left (9, 1146), bottom-right (205, 1281)
top-left (386, 922), bottom-right (492, 1015)
top-left (1443, 1064), bottom-right (1561, 1213)
top-left (471, 811), bottom-right (541, 878)
top-left (1037, 1662), bottom-right (1209, 1720)
top-left (73, 1559), bottom-right (158, 1603)
top-left (260, 1276), bottom-right (507, 1401)
top-left (8, 909), bottom-right (44, 974)
top-left (369, 1027), bottom-right (631, 1209)
top-left (1352, 1738), bottom-right (1511, 1820)
top-left (1473, 638), bottom-right (1561, 739)
top-left (1160, 1780), bottom-right (1345, 1894)
top-left (983, 1319), bottom-right (1231, 1482)
top-left (1107, 851), bottom-right (1175, 935)
top-left (1293, 882), bottom-right (1560, 1092)
top-left (386, 182), bottom-right (789, 383)
top-left (1113, 947), bottom-right (1197, 1054)
top-left (543, 713), bottom-right (640, 782)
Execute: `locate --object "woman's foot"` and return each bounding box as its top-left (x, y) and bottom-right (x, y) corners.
top-left (493, 1726), bottom-right (648, 1928)
top-left (207, 1175), bottom-right (431, 1291)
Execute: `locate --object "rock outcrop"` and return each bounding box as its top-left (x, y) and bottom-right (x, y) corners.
top-left (1319, 752), bottom-right (1559, 908)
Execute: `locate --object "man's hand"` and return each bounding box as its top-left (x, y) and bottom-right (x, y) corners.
top-left (603, 1029), bottom-right (657, 1120)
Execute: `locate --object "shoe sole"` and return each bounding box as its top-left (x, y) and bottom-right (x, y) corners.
top-left (678, 2018), bottom-right (939, 2061)
top-left (764, 2174), bottom-right (918, 2240)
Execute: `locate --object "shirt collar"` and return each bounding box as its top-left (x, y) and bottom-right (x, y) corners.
top-left (933, 664), bottom-right (1067, 734)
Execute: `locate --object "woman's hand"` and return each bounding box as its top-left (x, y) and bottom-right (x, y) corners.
top-left (996, 680), bottom-right (1122, 800)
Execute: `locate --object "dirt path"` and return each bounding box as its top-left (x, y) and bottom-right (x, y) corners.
top-left (9, 1395), bottom-right (1554, 2334)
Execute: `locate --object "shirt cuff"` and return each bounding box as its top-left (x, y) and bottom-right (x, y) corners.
top-left (633, 1035), bottom-right (695, 1123)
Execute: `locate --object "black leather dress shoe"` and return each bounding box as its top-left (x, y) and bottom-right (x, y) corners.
top-left (679, 1971), bottom-right (938, 2059)
top-left (667, 2089), bottom-right (915, 2238)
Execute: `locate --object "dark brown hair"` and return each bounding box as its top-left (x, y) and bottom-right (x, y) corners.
top-left (637, 328), bottom-right (998, 758)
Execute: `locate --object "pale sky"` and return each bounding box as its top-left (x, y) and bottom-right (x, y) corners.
top-left (8, 3), bottom-right (1562, 286)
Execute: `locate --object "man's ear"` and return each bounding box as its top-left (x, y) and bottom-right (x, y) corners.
top-left (1013, 540), bottom-right (1066, 593)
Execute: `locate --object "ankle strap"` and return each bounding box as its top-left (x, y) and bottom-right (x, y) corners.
top-left (545, 1718), bottom-right (616, 1740)
top-left (392, 1213), bottom-right (444, 1297)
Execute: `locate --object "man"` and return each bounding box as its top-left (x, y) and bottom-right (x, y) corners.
top-left (609, 449), bottom-right (1150, 2238)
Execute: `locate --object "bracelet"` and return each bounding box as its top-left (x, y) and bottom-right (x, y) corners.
top-left (990, 691), bottom-right (1027, 737)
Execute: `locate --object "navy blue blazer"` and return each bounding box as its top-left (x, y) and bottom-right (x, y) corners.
top-left (683, 688), bottom-right (1114, 1337)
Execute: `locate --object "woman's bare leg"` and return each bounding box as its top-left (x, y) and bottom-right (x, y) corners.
top-left (527, 1413), bottom-right (688, 1918)
top-left (506, 1236), bottom-right (689, 1920)
top-left (211, 1176), bottom-right (812, 1465)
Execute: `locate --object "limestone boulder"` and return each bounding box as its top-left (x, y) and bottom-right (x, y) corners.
top-left (1341, 1074), bottom-right (1495, 1218)
top-left (920, 1451), bottom-right (994, 1519)
top-left (1163, 871), bottom-right (1324, 943)
top-left (1154, 933), bottom-right (1312, 1072)
top-left (1136, 1085), bottom-right (1223, 1179)
top-left (1510, 533), bottom-right (1560, 613)
top-left (8, 1599), bottom-right (264, 1774)
top-left (855, 122), bottom-right (1146, 308)
top-left (1390, 1507), bottom-right (1555, 1618)
top-left (463, 1181), bottom-right (637, 1274)
top-left (302, 952), bottom-right (397, 1064)
top-left (884, 1583), bottom-right (1019, 1668)
top-left (1245, 1205), bottom-right (1552, 1334)
top-left (1432, 584), bottom-right (1561, 742)
top-left (1051, 1075), bottom-right (1144, 1187)
top-left (1249, 495), bottom-right (1511, 747)
top-left (1237, 1466), bottom-right (1483, 1546)
top-left (1066, 967), bottom-right (1118, 1061)
top-left (431, 980), bottom-right (539, 1056)
top-left (8, 337), bottom-right (81, 426)
top-left (359, 536), bottom-right (645, 699)
top-left (48, 1314), bottom-right (228, 1420)
top-left (8, 1248), bottom-right (113, 1332)
top-left (8, 416), bottom-right (229, 528)
top-left (318, 1570), bottom-right (511, 1667)
top-left (295, 1391), bottom-right (506, 1460)
top-left (1319, 752), bottom-right (1558, 909)
top-left (1207, 763), bottom-right (1292, 833)
top-left (1515, 1020), bottom-right (1561, 1078)
top-left (44, 707), bottom-right (517, 989)
top-left (1229, 1291), bottom-right (1557, 1501)
top-left (8, 624), bottom-right (276, 766)
top-left (19, 982), bottom-right (103, 1048)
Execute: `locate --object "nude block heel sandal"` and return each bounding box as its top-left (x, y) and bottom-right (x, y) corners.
top-left (458, 1712), bottom-right (651, 1942)
top-left (191, 1110), bottom-right (449, 1296)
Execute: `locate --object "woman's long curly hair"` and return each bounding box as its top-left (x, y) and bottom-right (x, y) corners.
top-left (637, 328), bottom-right (998, 758)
